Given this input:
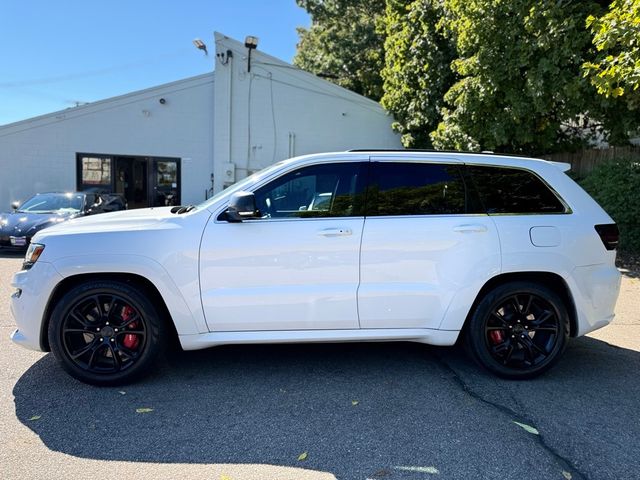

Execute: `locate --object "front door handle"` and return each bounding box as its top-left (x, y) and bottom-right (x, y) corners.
top-left (453, 224), bottom-right (488, 233)
top-left (317, 228), bottom-right (352, 237)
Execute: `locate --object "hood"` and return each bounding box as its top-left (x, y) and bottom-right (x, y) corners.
top-left (32, 206), bottom-right (180, 241)
top-left (0, 210), bottom-right (76, 237)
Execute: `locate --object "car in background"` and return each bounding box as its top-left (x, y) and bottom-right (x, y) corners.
top-left (0, 192), bottom-right (126, 248)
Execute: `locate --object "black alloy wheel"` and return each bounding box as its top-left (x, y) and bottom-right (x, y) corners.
top-left (465, 281), bottom-right (569, 379)
top-left (49, 281), bottom-right (166, 385)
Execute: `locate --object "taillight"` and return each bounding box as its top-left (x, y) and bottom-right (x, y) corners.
top-left (594, 224), bottom-right (619, 251)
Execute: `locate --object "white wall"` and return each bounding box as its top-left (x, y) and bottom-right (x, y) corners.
top-left (0, 74), bottom-right (214, 209)
top-left (212, 33), bottom-right (401, 191)
top-left (0, 33), bottom-right (402, 209)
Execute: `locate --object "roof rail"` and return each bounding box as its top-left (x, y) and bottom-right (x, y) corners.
top-left (347, 148), bottom-right (538, 158)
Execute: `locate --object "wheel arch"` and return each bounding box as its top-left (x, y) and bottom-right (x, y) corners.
top-left (40, 273), bottom-right (179, 351)
top-left (463, 271), bottom-right (578, 338)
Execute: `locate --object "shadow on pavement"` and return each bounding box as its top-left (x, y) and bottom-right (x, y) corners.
top-left (12, 338), bottom-right (640, 479)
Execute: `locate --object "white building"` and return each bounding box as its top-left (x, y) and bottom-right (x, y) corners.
top-left (0, 33), bottom-right (400, 210)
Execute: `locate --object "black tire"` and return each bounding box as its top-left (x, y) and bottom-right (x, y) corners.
top-left (465, 281), bottom-right (569, 379)
top-left (48, 280), bottom-right (166, 386)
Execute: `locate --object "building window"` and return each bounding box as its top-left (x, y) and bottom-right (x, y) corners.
top-left (81, 156), bottom-right (112, 186)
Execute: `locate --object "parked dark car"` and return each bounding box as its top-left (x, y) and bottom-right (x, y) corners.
top-left (0, 192), bottom-right (126, 248)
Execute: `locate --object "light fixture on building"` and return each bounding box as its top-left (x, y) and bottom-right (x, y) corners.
top-left (244, 35), bottom-right (259, 72)
top-left (193, 38), bottom-right (208, 56)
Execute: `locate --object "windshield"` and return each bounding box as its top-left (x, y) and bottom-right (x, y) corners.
top-left (197, 161), bottom-right (287, 210)
top-left (18, 193), bottom-right (84, 214)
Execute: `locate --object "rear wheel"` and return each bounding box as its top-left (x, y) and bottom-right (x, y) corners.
top-left (48, 280), bottom-right (166, 386)
top-left (465, 281), bottom-right (569, 379)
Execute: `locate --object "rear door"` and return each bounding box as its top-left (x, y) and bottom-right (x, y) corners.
top-left (358, 158), bottom-right (501, 329)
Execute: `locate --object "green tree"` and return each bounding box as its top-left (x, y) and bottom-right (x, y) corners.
top-left (380, 0), bottom-right (456, 147)
top-left (294, 0), bottom-right (386, 101)
top-left (431, 0), bottom-right (609, 154)
top-left (583, 0), bottom-right (640, 109)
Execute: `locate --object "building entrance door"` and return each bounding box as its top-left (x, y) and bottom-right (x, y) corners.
top-left (115, 157), bottom-right (147, 209)
top-left (77, 153), bottom-right (181, 209)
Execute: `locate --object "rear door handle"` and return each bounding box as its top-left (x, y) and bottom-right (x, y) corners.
top-left (317, 228), bottom-right (352, 237)
top-left (453, 224), bottom-right (488, 233)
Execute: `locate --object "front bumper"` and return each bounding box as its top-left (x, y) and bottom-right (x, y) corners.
top-left (10, 261), bottom-right (63, 352)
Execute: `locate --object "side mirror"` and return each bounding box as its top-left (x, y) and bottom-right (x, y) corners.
top-left (226, 191), bottom-right (259, 222)
top-left (11, 201), bottom-right (19, 211)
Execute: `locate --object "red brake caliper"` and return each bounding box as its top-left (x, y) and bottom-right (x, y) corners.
top-left (489, 330), bottom-right (504, 345)
top-left (121, 305), bottom-right (140, 350)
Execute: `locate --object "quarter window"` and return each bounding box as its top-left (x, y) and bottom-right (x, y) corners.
top-left (367, 162), bottom-right (467, 216)
top-left (467, 166), bottom-right (566, 214)
top-left (253, 163), bottom-right (365, 218)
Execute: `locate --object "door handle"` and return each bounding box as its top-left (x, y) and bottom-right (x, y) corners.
top-left (317, 228), bottom-right (352, 237)
top-left (453, 224), bottom-right (488, 233)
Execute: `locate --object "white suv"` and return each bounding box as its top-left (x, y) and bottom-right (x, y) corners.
top-left (10, 151), bottom-right (621, 385)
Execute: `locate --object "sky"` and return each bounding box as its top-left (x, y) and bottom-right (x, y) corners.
top-left (0, 0), bottom-right (310, 126)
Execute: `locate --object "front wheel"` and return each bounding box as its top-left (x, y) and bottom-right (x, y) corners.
top-left (465, 281), bottom-right (569, 379)
top-left (48, 280), bottom-right (166, 386)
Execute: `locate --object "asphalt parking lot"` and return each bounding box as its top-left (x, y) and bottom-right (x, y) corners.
top-left (1, 251), bottom-right (639, 480)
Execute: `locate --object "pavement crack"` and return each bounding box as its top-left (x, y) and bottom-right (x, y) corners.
top-left (434, 353), bottom-right (589, 480)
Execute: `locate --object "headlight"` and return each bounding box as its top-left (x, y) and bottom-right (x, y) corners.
top-left (23, 243), bottom-right (45, 270)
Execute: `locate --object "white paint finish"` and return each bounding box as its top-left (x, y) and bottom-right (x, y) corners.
top-left (9, 151), bottom-right (622, 358)
top-left (179, 328), bottom-right (460, 350)
top-left (200, 217), bottom-right (364, 331)
top-left (10, 261), bottom-right (63, 351)
top-left (358, 215), bottom-right (501, 329)
top-left (530, 226), bottom-right (561, 247)
top-left (31, 206), bottom-right (212, 335)
top-left (0, 75), bottom-right (215, 210)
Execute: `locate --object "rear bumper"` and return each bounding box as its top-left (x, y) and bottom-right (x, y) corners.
top-left (569, 263), bottom-right (621, 336)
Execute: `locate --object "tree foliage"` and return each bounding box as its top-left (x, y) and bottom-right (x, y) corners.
top-left (380, 0), bottom-right (456, 147)
top-left (583, 0), bottom-right (640, 109)
top-left (431, 0), bottom-right (611, 154)
top-left (580, 157), bottom-right (640, 251)
top-left (294, 0), bottom-right (386, 101)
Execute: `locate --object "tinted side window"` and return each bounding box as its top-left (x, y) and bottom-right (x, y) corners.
top-left (253, 162), bottom-right (365, 218)
top-left (368, 163), bottom-right (467, 216)
top-left (467, 166), bottom-right (566, 214)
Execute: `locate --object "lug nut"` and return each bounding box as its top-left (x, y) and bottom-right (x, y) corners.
top-left (114, 328), bottom-right (118, 332)
top-left (99, 338), bottom-right (104, 342)
top-left (110, 338), bottom-right (115, 342)
top-left (106, 322), bottom-right (109, 326)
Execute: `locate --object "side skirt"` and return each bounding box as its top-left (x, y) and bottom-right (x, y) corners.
top-left (178, 328), bottom-right (460, 351)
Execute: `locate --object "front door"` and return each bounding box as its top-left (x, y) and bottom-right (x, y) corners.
top-left (199, 161), bottom-right (367, 331)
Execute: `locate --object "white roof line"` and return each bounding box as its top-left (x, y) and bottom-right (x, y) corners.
top-left (0, 72), bottom-right (214, 131)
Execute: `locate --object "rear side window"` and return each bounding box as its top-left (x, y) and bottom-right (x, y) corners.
top-left (367, 163), bottom-right (467, 216)
top-left (467, 166), bottom-right (566, 214)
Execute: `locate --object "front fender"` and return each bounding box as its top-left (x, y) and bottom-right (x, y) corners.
top-left (51, 254), bottom-right (207, 335)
